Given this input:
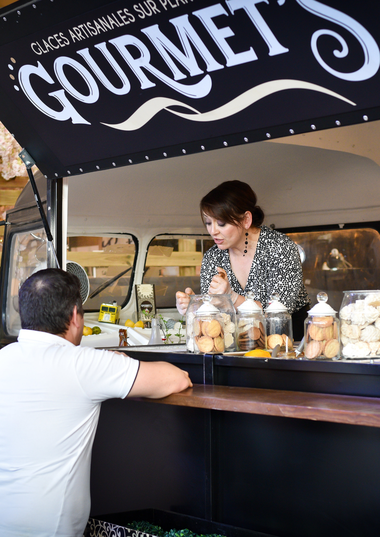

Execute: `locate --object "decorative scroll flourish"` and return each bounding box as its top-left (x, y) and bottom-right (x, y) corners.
top-left (83, 517), bottom-right (138, 537)
top-left (295, 0), bottom-right (380, 81)
top-left (102, 79), bottom-right (356, 132)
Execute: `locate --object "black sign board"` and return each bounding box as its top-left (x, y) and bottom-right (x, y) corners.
top-left (1, 0), bottom-right (380, 178)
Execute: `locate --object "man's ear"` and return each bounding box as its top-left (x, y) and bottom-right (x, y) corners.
top-left (65, 305), bottom-right (83, 345)
top-left (70, 305), bottom-right (81, 328)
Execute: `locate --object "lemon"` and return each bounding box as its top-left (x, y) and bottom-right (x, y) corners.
top-left (134, 320), bottom-right (144, 329)
top-left (124, 319), bottom-right (135, 328)
top-left (244, 349), bottom-right (271, 358)
top-left (83, 326), bottom-right (93, 336)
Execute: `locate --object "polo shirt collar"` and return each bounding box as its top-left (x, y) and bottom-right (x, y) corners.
top-left (18, 329), bottom-right (74, 347)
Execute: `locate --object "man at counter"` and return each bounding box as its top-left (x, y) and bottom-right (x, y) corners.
top-left (0, 268), bottom-right (192, 537)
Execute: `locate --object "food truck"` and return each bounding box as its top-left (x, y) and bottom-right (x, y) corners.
top-left (1, 1), bottom-right (380, 536)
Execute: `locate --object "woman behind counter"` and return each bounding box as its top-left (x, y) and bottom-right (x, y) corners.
top-left (176, 180), bottom-right (310, 341)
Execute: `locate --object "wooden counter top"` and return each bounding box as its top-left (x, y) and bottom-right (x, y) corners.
top-left (134, 384), bottom-right (380, 428)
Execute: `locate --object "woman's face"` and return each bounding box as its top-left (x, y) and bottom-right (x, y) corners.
top-left (203, 214), bottom-right (243, 250)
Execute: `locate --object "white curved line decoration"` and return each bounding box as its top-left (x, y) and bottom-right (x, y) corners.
top-left (102, 79), bottom-right (356, 131)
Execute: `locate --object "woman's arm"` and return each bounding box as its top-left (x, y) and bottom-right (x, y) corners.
top-left (266, 237), bottom-right (304, 314)
top-left (208, 267), bottom-right (257, 310)
top-left (175, 288), bottom-right (194, 315)
top-left (200, 249), bottom-right (218, 294)
top-left (200, 247), bottom-right (262, 310)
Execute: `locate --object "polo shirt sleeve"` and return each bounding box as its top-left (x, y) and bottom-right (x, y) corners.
top-left (73, 346), bottom-right (140, 402)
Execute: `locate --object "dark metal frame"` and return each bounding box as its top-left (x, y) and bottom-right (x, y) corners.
top-left (90, 349), bottom-right (380, 537)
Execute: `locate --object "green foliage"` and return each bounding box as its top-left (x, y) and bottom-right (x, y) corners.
top-left (128, 520), bottom-right (225, 537)
top-left (158, 315), bottom-right (173, 345)
top-left (128, 520), bottom-right (164, 535)
top-left (174, 317), bottom-right (185, 344)
top-left (158, 315), bottom-right (185, 345)
top-left (165, 529), bottom-right (225, 537)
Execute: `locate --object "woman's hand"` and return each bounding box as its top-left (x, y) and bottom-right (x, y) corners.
top-left (208, 268), bottom-right (231, 295)
top-left (175, 287), bottom-right (195, 315)
top-left (209, 267), bottom-right (241, 305)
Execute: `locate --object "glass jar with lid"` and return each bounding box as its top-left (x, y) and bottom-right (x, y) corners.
top-left (265, 293), bottom-right (293, 354)
top-left (186, 294), bottom-right (236, 353)
top-left (236, 292), bottom-right (266, 352)
top-left (339, 290), bottom-right (380, 359)
top-left (304, 292), bottom-right (340, 360)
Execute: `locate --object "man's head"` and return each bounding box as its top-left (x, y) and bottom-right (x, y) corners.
top-left (19, 268), bottom-right (84, 340)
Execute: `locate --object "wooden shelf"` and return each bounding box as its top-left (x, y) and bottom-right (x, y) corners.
top-left (67, 251), bottom-right (202, 267)
top-left (135, 384), bottom-right (380, 428)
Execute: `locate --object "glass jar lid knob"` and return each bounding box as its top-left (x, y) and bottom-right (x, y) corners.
top-left (237, 291), bottom-right (262, 313)
top-left (317, 291), bottom-right (328, 303)
top-left (266, 292), bottom-right (288, 313)
top-left (308, 291), bottom-right (336, 315)
top-left (197, 293), bottom-right (220, 314)
top-left (270, 292), bottom-right (280, 303)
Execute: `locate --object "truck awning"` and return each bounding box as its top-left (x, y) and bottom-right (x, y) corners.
top-left (0, 0), bottom-right (380, 178)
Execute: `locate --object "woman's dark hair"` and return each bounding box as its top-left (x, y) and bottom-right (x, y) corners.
top-left (200, 180), bottom-right (264, 228)
top-left (19, 268), bottom-right (84, 334)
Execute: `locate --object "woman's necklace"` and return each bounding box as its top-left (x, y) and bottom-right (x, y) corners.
top-left (229, 228), bottom-right (260, 261)
top-left (242, 228), bottom-right (260, 257)
top-left (243, 232), bottom-right (249, 256)
top-left (228, 229), bottom-right (260, 290)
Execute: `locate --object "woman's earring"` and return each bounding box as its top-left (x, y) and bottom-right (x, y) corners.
top-left (243, 232), bottom-right (248, 256)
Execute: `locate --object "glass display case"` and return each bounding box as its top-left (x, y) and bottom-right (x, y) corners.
top-left (340, 290), bottom-right (380, 359)
top-left (6, 227), bottom-right (47, 335)
top-left (186, 294), bottom-right (236, 353)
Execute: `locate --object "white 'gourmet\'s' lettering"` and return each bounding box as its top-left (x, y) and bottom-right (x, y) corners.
top-left (17, 0), bottom-right (380, 125)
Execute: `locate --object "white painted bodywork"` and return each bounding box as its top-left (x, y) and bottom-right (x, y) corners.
top-left (63, 119), bottom-right (380, 329)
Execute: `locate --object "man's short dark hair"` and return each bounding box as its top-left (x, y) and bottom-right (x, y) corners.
top-left (19, 268), bottom-right (84, 334)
